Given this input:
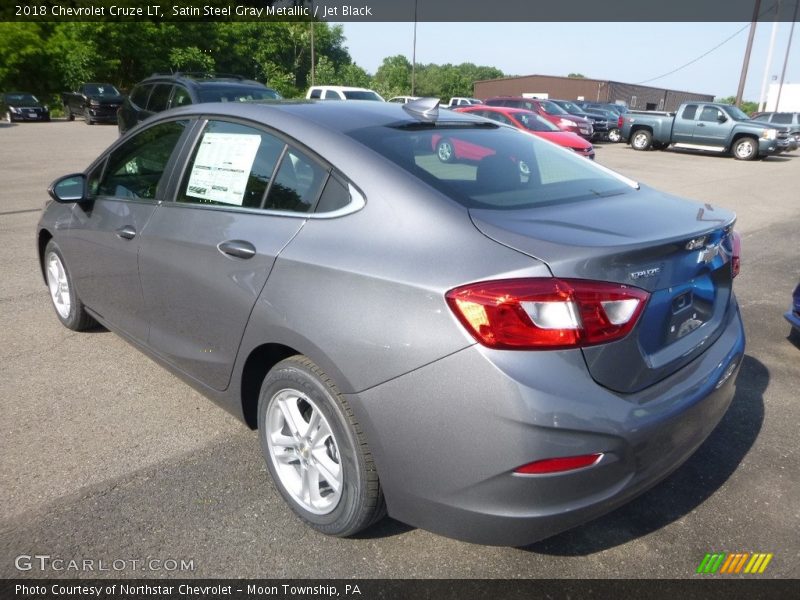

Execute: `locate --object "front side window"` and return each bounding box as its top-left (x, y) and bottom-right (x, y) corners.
top-left (130, 84), bottom-right (152, 108)
top-left (178, 120), bottom-right (285, 209)
top-left (699, 107), bottom-right (723, 122)
top-left (97, 120), bottom-right (189, 200)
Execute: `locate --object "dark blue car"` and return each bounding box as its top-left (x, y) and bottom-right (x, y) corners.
top-left (786, 283), bottom-right (800, 341)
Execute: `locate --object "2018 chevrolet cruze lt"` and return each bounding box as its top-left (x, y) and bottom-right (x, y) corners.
top-left (37, 99), bottom-right (744, 545)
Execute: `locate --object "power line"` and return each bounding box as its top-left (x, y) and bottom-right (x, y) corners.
top-left (634, 24), bottom-right (751, 85)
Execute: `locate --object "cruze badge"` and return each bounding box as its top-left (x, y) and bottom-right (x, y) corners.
top-left (630, 267), bottom-right (661, 280)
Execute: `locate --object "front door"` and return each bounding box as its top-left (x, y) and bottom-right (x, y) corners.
top-left (60, 119), bottom-right (191, 342)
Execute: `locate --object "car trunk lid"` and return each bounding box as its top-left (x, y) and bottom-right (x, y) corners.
top-left (469, 186), bottom-right (738, 394)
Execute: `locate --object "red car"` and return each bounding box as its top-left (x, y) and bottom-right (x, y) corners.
top-left (485, 97), bottom-right (594, 141)
top-left (455, 105), bottom-right (595, 159)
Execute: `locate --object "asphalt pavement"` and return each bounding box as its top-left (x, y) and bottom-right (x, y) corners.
top-left (0, 120), bottom-right (797, 579)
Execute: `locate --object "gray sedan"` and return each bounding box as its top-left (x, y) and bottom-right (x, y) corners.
top-left (37, 99), bottom-right (745, 545)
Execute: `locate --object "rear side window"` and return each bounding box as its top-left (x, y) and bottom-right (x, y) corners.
top-left (315, 173), bottom-right (351, 213)
top-left (178, 120), bottom-right (285, 209)
top-left (147, 84), bottom-right (173, 112)
top-left (97, 120), bottom-right (189, 200)
top-left (681, 105), bottom-right (698, 120)
top-left (130, 84), bottom-right (152, 108)
top-left (264, 148), bottom-right (327, 213)
top-left (772, 113), bottom-right (792, 124)
top-left (309, 89), bottom-right (322, 99)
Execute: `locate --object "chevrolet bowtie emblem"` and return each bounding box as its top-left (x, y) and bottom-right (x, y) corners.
top-left (699, 243), bottom-right (720, 264)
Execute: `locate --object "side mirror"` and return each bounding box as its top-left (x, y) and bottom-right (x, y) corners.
top-left (48, 173), bottom-right (88, 203)
top-left (717, 113), bottom-right (728, 123)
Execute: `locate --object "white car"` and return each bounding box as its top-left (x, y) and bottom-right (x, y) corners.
top-left (306, 86), bottom-right (385, 101)
top-left (387, 96), bottom-right (420, 104)
top-left (448, 97), bottom-right (483, 107)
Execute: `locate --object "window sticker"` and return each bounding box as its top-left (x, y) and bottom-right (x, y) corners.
top-left (186, 132), bottom-right (262, 206)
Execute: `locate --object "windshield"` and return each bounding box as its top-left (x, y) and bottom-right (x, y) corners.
top-left (84, 84), bottom-right (120, 96)
top-left (348, 123), bottom-right (630, 211)
top-left (342, 90), bottom-right (384, 101)
top-left (5, 93), bottom-right (39, 105)
top-left (558, 101), bottom-right (584, 114)
top-left (515, 111), bottom-right (560, 132)
top-left (198, 87), bottom-right (282, 102)
top-left (540, 100), bottom-right (568, 115)
top-left (724, 105), bottom-right (751, 121)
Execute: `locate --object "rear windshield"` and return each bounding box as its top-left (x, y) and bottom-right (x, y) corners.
top-left (198, 86), bottom-right (282, 102)
top-left (342, 90), bottom-right (383, 101)
top-left (348, 123), bottom-right (631, 210)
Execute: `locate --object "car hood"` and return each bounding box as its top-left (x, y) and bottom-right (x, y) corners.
top-left (533, 131), bottom-right (592, 149)
top-left (87, 95), bottom-right (125, 103)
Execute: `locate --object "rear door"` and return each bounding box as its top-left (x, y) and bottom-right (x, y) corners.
top-left (138, 118), bottom-right (328, 390)
top-left (672, 104), bottom-right (698, 144)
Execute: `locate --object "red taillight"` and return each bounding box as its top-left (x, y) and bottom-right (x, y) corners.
top-left (445, 278), bottom-right (649, 350)
top-left (514, 453), bottom-right (603, 475)
top-left (617, 115), bottom-right (624, 128)
top-left (731, 231), bottom-right (741, 278)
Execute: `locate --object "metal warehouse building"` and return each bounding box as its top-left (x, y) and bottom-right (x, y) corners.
top-left (473, 74), bottom-right (714, 111)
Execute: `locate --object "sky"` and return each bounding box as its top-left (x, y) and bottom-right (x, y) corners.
top-left (337, 22), bottom-right (799, 101)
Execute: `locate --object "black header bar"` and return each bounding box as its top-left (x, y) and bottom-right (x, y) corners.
top-left (3, 0), bottom-right (800, 23)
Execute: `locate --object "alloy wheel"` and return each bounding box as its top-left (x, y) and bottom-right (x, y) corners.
top-left (265, 388), bottom-right (343, 515)
top-left (46, 252), bottom-right (71, 319)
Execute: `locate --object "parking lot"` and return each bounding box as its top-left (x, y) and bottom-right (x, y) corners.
top-left (0, 120), bottom-right (798, 579)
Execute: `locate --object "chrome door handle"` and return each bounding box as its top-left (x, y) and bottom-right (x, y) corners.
top-left (115, 225), bottom-right (137, 240)
top-left (218, 240), bottom-right (256, 259)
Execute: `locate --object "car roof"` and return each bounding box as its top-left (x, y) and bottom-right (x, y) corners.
top-left (162, 99), bottom-right (480, 133)
top-left (309, 86), bottom-right (376, 92)
top-left (140, 73), bottom-right (268, 88)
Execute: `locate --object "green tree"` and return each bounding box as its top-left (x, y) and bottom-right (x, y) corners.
top-left (169, 47), bottom-right (215, 73)
top-left (568, 73), bottom-right (586, 78)
top-left (373, 55), bottom-right (412, 98)
top-left (0, 23), bottom-right (54, 95)
top-left (715, 96), bottom-right (759, 116)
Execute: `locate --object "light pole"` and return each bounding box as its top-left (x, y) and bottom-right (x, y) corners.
top-left (775, 0), bottom-right (799, 110)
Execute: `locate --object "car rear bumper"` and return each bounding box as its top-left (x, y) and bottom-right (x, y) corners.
top-left (785, 308), bottom-right (800, 332)
top-left (350, 299), bottom-right (744, 546)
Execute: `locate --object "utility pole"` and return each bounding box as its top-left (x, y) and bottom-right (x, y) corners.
top-left (411, 0), bottom-right (418, 96)
top-left (775, 0), bottom-right (799, 110)
top-left (735, 0), bottom-right (762, 107)
top-left (310, 19), bottom-right (315, 86)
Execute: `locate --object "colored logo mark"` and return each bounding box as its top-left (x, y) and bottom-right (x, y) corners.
top-left (696, 552), bottom-right (773, 574)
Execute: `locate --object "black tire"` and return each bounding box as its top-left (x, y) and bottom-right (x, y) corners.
top-left (436, 138), bottom-right (455, 163)
top-left (732, 136), bottom-right (758, 161)
top-left (43, 240), bottom-right (98, 331)
top-left (630, 129), bottom-right (653, 151)
top-left (65, 105), bottom-right (74, 121)
top-left (84, 107), bottom-right (94, 125)
top-left (257, 356), bottom-right (385, 537)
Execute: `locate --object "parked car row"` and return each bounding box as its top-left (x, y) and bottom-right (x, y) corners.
top-left (38, 97), bottom-right (746, 546)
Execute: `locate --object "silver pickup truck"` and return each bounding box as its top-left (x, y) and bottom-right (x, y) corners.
top-left (622, 102), bottom-right (779, 160)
